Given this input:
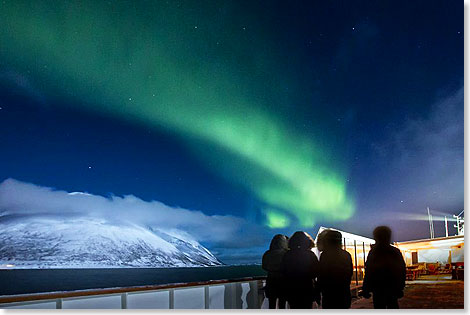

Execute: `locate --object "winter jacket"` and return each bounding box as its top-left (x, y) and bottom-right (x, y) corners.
top-left (262, 235), bottom-right (289, 299)
top-left (281, 248), bottom-right (319, 303)
top-left (362, 243), bottom-right (406, 298)
top-left (280, 232), bottom-right (319, 305)
top-left (262, 235), bottom-right (289, 281)
top-left (318, 248), bottom-right (353, 308)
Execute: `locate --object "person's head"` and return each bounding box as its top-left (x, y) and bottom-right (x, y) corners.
top-left (288, 231), bottom-right (315, 250)
top-left (324, 230), bottom-right (343, 250)
top-left (269, 234), bottom-right (289, 250)
top-left (316, 229), bottom-right (330, 251)
top-left (373, 226), bottom-right (392, 244)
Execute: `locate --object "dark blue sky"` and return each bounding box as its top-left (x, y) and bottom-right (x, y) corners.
top-left (0, 0), bottom-right (463, 262)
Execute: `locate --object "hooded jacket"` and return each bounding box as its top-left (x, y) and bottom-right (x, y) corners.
top-left (262, 234), bottom-right (289, 281)
top-left (318, 246), bottom-right (353, 308)
top-left (280, 231), bottom-right (319, 303)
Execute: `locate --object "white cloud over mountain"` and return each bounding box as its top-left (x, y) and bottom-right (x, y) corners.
top-left (0, 178), bottom-right (261, 248)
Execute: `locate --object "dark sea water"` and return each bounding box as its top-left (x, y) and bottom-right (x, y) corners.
top-left (0, 265), bottom-right (266, 296)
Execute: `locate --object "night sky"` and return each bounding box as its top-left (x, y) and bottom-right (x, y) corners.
top-left (0, 0), bottom-right (463, 263)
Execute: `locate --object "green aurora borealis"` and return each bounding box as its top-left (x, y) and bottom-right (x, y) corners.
top-left (0, 1), bottom-right (355, 227)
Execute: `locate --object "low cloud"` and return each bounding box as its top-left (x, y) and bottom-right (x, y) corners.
top-left (0, 178), bottom-right (264, 249)
top-left (387, 86), bottom-right (463, 209)
top-left (359, 86), bottom-right (464, 240)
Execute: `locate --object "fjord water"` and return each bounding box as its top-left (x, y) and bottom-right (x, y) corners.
top-left (0, 265), bottom-right (266, 295)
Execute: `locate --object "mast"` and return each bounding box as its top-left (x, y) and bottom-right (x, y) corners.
top-left (427, 207), bottom-right (434, 239)
top-left (445, 216), bottom-right (449, 237)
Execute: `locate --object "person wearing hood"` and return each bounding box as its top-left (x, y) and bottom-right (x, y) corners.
top-left (262, 234), bottom-right (289, 309)
top-left (318, 230), bottom-right (353, 309)
top-left (360, 226), bottom-right (406, 309)
top-left (280, 231), bottom-right (320, 309)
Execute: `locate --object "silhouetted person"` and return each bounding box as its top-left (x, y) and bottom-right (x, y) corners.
top-left (318, 230), bottom-right (353, 309)
top-left (262, 234), bottom-right (289, 309)
top-left (280, 231), bottom-right (320, 309)
top-left (361, 226), bottom-right (406, 309)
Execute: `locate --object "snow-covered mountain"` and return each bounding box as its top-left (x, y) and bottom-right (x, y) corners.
top-left (0, 215), bottom-right (222, 268)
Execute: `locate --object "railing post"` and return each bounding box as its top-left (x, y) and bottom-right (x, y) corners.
top-left (362, 241), bottom-right (366, 280)
top-left (354, 240), bottom-right (359, 287)
top-left (231, 283), bottom-right (237, 308)
top-left (169, 289), bottom-right (175, 309)
top-left (56, 298), bottom-right (62, 309)
top-left (248, 280), bottom-right (259, 309)
top-left (224, 282), bottom-right (237, 309)
top-left (121, 293), bottom-right (127, 309)
top-left (204, 285), bottom-right (210, 309)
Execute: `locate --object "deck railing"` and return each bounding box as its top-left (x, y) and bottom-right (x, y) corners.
top-left (0, 276), bottom-right (266, 309)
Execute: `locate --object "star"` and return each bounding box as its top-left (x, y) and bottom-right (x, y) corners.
top-left (88, 166), bottom-right (92, 169)
top-left (194, 26), bottom-right (198, 29)
top-left (400, 200), bottom-right (404, 203)
top-left (128, 97), bottom-right (132, 101)
top-left (242, 27), bottom-right (246, 30)
top-left (352, 27), bottom-right (355, 30)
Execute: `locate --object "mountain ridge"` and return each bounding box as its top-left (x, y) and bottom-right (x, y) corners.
top-left (0, 214), bottom-right (222, 268)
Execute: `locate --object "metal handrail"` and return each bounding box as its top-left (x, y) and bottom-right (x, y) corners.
top-left (0, 276), bottom-right (267, 304)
